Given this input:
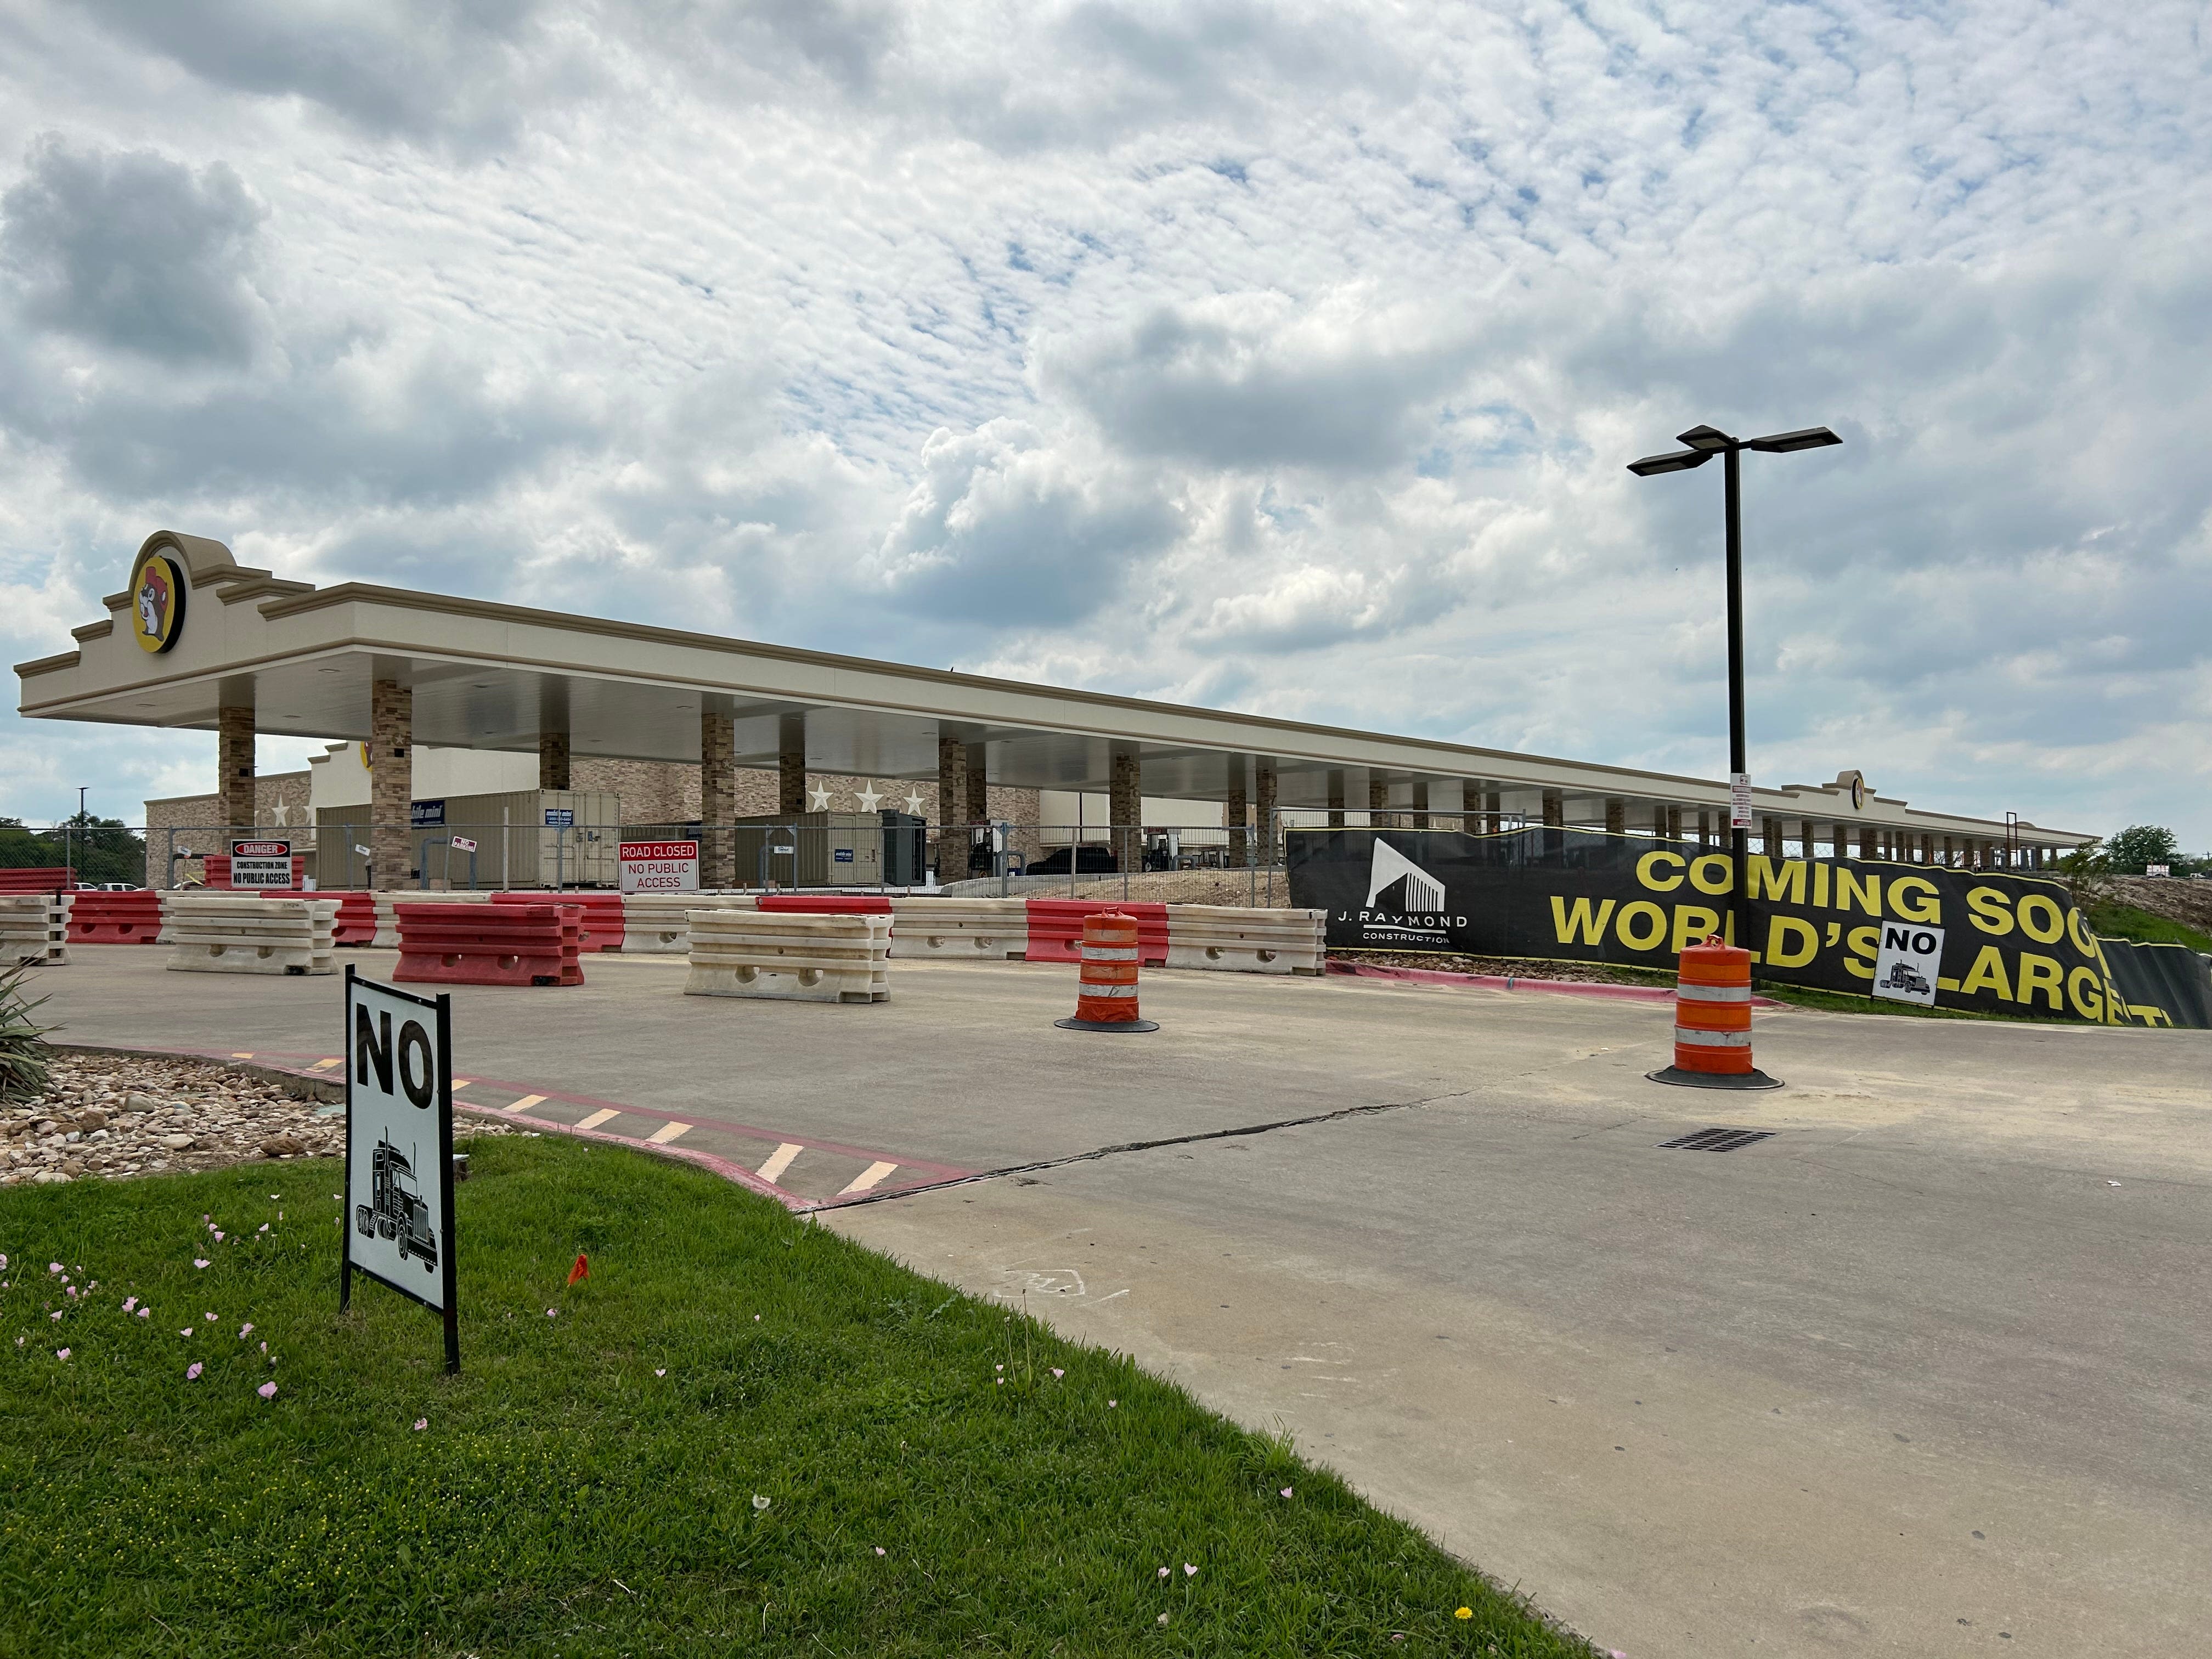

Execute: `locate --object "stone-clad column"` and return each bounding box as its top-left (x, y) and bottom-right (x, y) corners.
top-left (1761, 816), bottom-right (1781, 856)
top-left (966, 742), bottom-right (990, 827)
top-left (1542, 789), bottom-right (1565, 829)
top-left (1799, 819), bottom-right (1815, 860)
top-left (1327, 770), bottom-right (1346, 828)
top-left (1368, 776), bottom-right (1391, 829)
top-left (1666, 806), bottom-right (1683, 841)
top-left (1226, 764), bottom-right (1249, 867)
top-left (218, 701), bottom-right (256, 830)
top-left (1605, 798), bottom-right (1626, 836)
top-left (701, 711), bottom-right (735, 888)
top-left (778, 715), bottom-right (808, 817)
top-left (1411, 781), bottom-right (1430, 831)
top-left (1109, 751), bottom-right (1142, 873)
top-left (538, 729), bottom-right (571, 791)
top-left (370, 681), bottom-right (412, 889)
top-left (934, 732), bottom-right (967, 879)
top-left (1255, 760), bottom-right (1278, 865)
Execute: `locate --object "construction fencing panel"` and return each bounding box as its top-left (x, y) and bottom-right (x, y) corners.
top-left (1286, 826), bottom-right (2211, 1030)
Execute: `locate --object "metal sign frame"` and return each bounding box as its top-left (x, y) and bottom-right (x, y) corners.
top-left (341, 964), bottom-right (460, 1373)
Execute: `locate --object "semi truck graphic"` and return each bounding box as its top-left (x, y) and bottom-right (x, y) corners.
top-left (356, 1137), bottom-right (438, 1272)
top-left (1880, 961), bottom-right (1932, 996)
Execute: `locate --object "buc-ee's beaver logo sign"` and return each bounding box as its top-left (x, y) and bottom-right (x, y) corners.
top-left (130, 549), bottom-right (188, 653)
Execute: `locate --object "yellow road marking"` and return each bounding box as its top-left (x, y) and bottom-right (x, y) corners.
top-left (230, 1052), bottom-right (253, 1059)
top-left (839, 1160), bottom-right (899, 1195)
top-left (755, 1142), bottom-right (804, 1184)
top-left (309, 1057), bottom-right (340, 1070)
top-left (645, 1121), bottom-right (691, 1145)
top-left (506, 1094), bottom-right (547, 1114)
top-left (574, 1109), bottom-right (620, 1131)
top-left (452, 1080), bottom-right (472, 1090)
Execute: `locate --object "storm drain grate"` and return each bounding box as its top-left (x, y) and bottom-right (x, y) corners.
top-left (1660, 1126), bottom-right (1776, 1153)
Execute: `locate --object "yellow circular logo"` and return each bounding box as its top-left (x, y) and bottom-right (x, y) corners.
top-left (129, 550), bottom-right (188, 653)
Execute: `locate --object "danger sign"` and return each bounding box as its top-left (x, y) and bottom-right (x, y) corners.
top-left (230, 839), bottom-right (294, 889)
top-left (619, 840), bottom-right (699, 894)
top-left (1871, 921), bottom-right (1944, 1007)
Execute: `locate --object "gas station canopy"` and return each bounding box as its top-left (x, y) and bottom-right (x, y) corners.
top-left (16, 530), bottom-right (2087, 848)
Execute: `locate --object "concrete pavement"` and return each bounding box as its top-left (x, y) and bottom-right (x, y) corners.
top-left (29, 945), bottom-right (2212, 1656)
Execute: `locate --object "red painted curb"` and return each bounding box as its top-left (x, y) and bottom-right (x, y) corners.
top-left (1324, 960), bottom-right (1783, 1007)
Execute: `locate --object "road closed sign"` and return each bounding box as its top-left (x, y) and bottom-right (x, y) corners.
top-left (230, 839), bottom-right (294, 889)
top-left (343, 967), bottom-right (459, 1371)
top-left (619, 839), bottom-right (699, 894)
top-left (1871, 921), bottom-right (1944, 1008)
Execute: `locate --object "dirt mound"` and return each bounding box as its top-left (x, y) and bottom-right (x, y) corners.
top-left (2104, 876), bottom-right (2212, 935)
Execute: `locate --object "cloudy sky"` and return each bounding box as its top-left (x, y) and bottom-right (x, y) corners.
top-left (2, 1), bottom-right (2206, 842)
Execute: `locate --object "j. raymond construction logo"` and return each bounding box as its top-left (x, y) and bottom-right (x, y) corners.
top-left (1341, 842), bottom-right (1466, 944)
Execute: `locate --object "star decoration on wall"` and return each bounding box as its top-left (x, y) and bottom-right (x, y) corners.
top-left (901, 789), bottom-right (926, 816)
top-left (854, 782), bottom-right (884, 811)
top-left (808, 785), bottom-right (832, 810)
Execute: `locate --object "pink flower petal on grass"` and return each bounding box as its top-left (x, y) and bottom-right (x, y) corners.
top-left (204, 1312), bottom-right (217, 1322)
top-left (257, 1382), bottom-right (277, 1400)
top-left (136, 1308), bottom-right (150, 1319)
top-left (1184, 1564), bottom-right (1198, 1577)
top-left (193, 1259), bottom-right (209, 1269)
top-left (56, 1348), bottom-right (70, 1361)
top-left (239, 1323), bottom-right (253, 1338)
top-left (1280, 1487), bottom-right (1294, 1499)
top-left (654, 1368), bottom-right (666, 1377)
top-left (1051, 1368), bottom-right (1064, 1378)
top-left (212, 1232), bottom-right (224, 1243)
top-left (187, 1362), bottom-right (202, 1380)
top-left (873, 1547), bottom-right (885, 1556)
top-left (546, 1308), bottom-right (558, 1318)
top-left (122, 1297), bottom-right (137, 1312)
top-left (413, 1419), bottom-right (427, 1431)
top-left (1158, 1567), bottom-right (1169, 1579)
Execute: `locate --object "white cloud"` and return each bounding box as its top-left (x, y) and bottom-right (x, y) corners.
top-left (0, 0), bottom-right (2207, 844)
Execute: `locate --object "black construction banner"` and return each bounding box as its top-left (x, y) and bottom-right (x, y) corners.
top-left (1286, 827), bottom-right (2211, 1030)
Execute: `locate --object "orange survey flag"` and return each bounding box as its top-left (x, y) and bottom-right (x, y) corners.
top-left (566, 1252), bottom-right (589, 1286)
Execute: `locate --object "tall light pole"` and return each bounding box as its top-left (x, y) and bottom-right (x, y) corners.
top-left (1628, 424), bottom-right (1841, 953)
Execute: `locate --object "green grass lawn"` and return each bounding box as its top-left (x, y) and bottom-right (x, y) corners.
top-left (2, 1136), bottom-right (1595, 1658)
top-left (2086, 899), bottom-right (2212, 954)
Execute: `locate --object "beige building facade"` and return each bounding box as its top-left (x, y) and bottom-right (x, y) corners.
top-left (32, 530), bottom-right (2086, 889)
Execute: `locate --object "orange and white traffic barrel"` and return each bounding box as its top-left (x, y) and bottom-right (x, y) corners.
top-left (1053, 911), bottom-right (1159, 1034)
top-left (1647, 935), bottom-right (1781, 1089)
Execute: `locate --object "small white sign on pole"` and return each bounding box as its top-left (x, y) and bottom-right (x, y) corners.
top-left (343, 968), bottom-right (459, 1371)
top-left (230, 838), bottom-right (295, 889)
top-left (1871, 921), bottom-right (1944, 1007)
top-left (1728, 774), bottom-right (1753, 831)
top-left (450, 836), bottom-right (478, 854)
top-left (619, 839), bottom-right (699, 894)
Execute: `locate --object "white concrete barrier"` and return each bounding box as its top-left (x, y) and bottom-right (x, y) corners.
top-left (887, 896), bottom-right (1027, 960)
top-left (1163, 905), bottom-right (1325, 975)
top-left (371, 889), bottom-right (493, 948)
top-left (684, 910), bottom-right (889, 1003)
top-left (621, 892), bottom-right (759, 954)
top-left (0, 894), bottom-right (69, 967)
top-left (164, 895), bottom-right (341, 976)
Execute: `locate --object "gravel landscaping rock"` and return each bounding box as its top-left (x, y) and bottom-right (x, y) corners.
top-left (1, 1053), bottom-right (516, 1188)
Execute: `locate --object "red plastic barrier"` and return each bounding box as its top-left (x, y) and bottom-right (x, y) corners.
top-left (201, 854), bottom-right (308, 890)
top-left (1023, 898), bottom-right (1169, 965)
top-left (0, 869), bottom-right (70, 894)
top-left (490, 890), bottom-right (624, 952)
top-left (758, 894), bottom-right (894, 914)
top-left (287, 889), bottom-right (376, 946)
top-left (66, 890), bottom-right (164, 944)
top-left (394, 903), bottom-right (583, 988)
